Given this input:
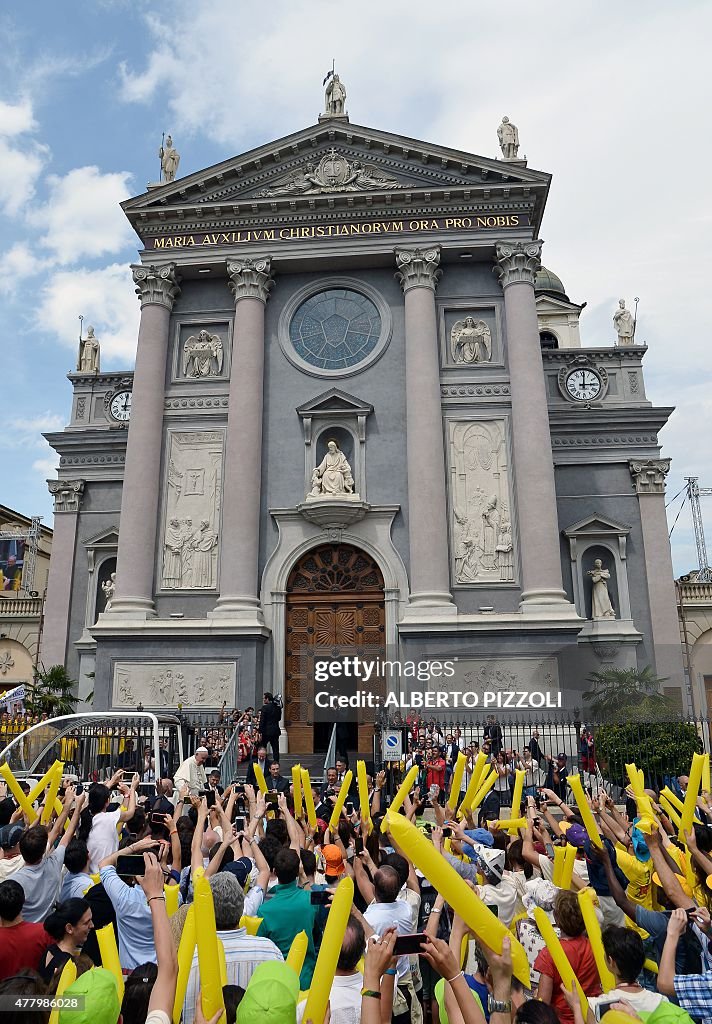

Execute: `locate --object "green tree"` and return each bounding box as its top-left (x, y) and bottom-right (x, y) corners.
top-left (26, 665), bottom-right (78, 717)
top-left (583, 666), bottom-right (674, 721)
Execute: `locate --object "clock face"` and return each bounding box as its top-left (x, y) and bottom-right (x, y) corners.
top-left (565, 368), bottom-right (602, 402)
top-left (110, 390), bottom-right (132, 421)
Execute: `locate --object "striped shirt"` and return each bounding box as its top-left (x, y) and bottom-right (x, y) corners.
top-left (183, 927), bottom-right (283, 1024)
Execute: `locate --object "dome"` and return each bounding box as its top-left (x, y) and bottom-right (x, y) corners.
top-left (535, 266), bottom-right (569, 301)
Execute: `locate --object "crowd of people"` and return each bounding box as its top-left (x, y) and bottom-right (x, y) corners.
top-left (0, 721), bottom-right (710, 1024)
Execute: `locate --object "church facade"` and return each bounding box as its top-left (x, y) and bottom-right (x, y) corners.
top-left (42, 100), bottom-right (685, 751)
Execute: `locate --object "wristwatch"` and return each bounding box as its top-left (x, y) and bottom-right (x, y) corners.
top-left (488, 996), bottom-right (512, 1014)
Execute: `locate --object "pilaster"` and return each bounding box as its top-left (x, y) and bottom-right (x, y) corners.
top-left (40, 479), bottom-right (85, 668)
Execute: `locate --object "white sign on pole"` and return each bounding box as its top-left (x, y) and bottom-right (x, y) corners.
top-left (383, 730), bottom-right (402, 761)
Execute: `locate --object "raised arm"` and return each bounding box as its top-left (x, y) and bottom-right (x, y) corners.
top-left (191, 799), bottom-right (209, 875)
top-left (118, 773), bottom-right (140, 822)
top-left (46, 785), bottom-right (75, 847)
top-left (140, 852), bottom-right (178, 1016)
top-left (657, 907), bottom-right (687, 996)
top-left (59, 789), bottom-right (86, 848)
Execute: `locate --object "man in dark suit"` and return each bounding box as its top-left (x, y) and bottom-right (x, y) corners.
top-left (268, 761), bottom-right (290, 794)
top-left (483, 716), bottom-right (502, 757)
top-left (257, 693), bottom-right (282, 762)
top-left (245, 745), bottom-right (272, 788)
top-left (444, 733), bottom-right (460, 767)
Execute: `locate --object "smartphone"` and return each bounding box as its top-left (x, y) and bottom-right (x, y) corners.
top-left (266, 791), bottom-right (279, 808)
top-left (346, 801), bottom-right (354, 815)
top-left (393, 933), bottom-right (427, 956)
top-left (234, 784), bottom-right (246, 794)
top-left (594, 1000), bottom-right (619, 1021)
top-left (234, 816), bottom-right (246, 832)
top-left (200, 789), bottom-right (216, 808)
top-left (442, 827), bottom-right (452, 839)
top-left (423, 823), bottom-right (434, 835)
top-left (354, 836), bottom-right (364, 855)
top-left (310, 889), bottom-right (332, 906)
top-left (116, 854), bottom-right (147, 877)
top-left (150, 812), bottom-right (167, 826)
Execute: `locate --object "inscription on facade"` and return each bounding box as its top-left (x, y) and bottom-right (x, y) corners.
top-left (149, 213), bottom-right (529, 250)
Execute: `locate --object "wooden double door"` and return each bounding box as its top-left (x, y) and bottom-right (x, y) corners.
top-left (285, 544), bottom-right (385, 754)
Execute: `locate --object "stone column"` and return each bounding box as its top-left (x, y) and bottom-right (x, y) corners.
top-left (40, 480), bottom-right (84, 667)
top-left (630, 459), bottom-right (687, 698)
top-left (110, 264), bottom-right (180, 618)
top-left (213, 257), bottom-right (274, 622)
top-left (395, 247), bottom-right (454, 611)
top-left (494, 241), bottom-right (574, 614)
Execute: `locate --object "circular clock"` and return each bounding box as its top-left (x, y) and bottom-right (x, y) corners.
top-left (564, 368), bottom-right (603, 402)
top-left (109, 390), bottom-right (132, 421)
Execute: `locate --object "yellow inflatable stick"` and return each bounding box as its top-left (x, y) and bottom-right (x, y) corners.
top-left (40, 762), bottom-right (64, 825)
top-left (578, 889), bottom-right (616, 991)
top-left (533, 907), bottom-right (589, 1018)
top-left (357, 761), bottom-right (372, 834)
top-left (560, 843), bottom-right (578, 890)
top-left (680, 752), bottom-right (705, 843)
top-left (389, 814), bottom-right (530, 986)
top-left (28, 760), bottom-right (64, 805)
top-left (0, 762), bottom-right (38, 822)
top-left (164, 882), bottom-right (180, 917)
top-left (301, 768), bottom-right (317, 830)
top-left (494, 817), bottom-right (527, 832)
top-left (661, 787), bottom-right (685, 814)
top-left (173, 904), bottom-right (196, 1024)
top-left (48, 958), bottom-right (77, 1024)
top-left (381, 764), bottom-right (419, 832)
top-left (291, 764), bottom-right (303, 819)
top-left (704, 753), bottom-right (711, 796)
top-left (552, 845), bottom-right (566, 887)
top-left (469, 769), bottom-right (498, 812)
top-left (287, 930), bottom-right (308, 977)
top-left (510, 769), bottom-right (526, 823)
top-left (328, 770), bottom-right (354, 831)
top-left (449, 752), bottom-right (467, 808)
top-left (303, 876), bottom-right (354, 1024)
top-left (194, 868), bottom-right (226, 1024)
top-left (660, 794), bottom-right (682, 829)
top-left (217, 936), bottom-right (228, 988)
top-left (253, 762), bottom-right (268, 795)
top-left (457, 751), bottom-right (488, 818)
top-left (240, 914), bottom-right (263, 935)
top-left (96, 922), bottom-right (125, 1000)
top-left (567, 774), bottom-right (602, 848)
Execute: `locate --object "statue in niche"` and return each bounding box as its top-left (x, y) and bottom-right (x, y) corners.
top-left (182, 330), bottom-right (224, 377)
top-left (101, 572), bottom-right (116, 611)
top-left (309, 440), bottom-right (355, 497)
top-left (451, 317), bottom-right (492, 363)
top-left (613, 299), bottom-right (635, 346)
top-left (497, 116), bottom-right (519, 159)
top-left (78, 326), bottom-right (100, 373)
top-left (588, 558), bottom-right (616, 619)
top-left (325, 73), bottom-right (347, 116)
top-left (496, 521), bottom-right (514, 581)
top-left (190, 520), bottom-right (218, 588)
top-left (162, 518), bottom-right (184, 588)
top-left (159, 134), bottom-right (180, 183)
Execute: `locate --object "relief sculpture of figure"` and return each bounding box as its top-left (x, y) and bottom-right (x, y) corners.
top-left (454, 509), bottom-right (478, 582)
top-left (613, 299), bottom-right (635, 346)
top-left (451, 317), bottom-right (492, 363)
top-left (325, 73), bottom-right (347, 116)
top-left (162, 518), bottom-right (184, 589)
top-left (309, 440), bottom-right (354, 496)
top-left (182, 330), bottom-right (224, 377)
top-left (588, 558), bottom-right (616, 619)
top-left (495, 521), bottom-right (514, 582)
top-left (191, 520), bottom-right (218, 588)
top-left (480, 496), bottom-right (499, 569)
top-left (78, 325), bottom-right (100, 373)
top-left (159, 134), bottom-right (180, 183)
top-left (497, 116), bottom-right (520, 159)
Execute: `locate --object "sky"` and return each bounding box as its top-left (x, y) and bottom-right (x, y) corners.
top-left (1, 0), bottom-right (710, 577)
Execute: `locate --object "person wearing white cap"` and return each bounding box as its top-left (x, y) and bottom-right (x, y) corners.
top-left (174, 746), bottom-right (209, 795)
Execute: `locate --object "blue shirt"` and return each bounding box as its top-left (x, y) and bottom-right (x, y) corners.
top-left (60, 871), bottom-right (93, 902)
top-left (99, 866), bottom-right (155, 970)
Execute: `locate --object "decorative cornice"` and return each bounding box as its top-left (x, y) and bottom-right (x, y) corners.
top-left (164, 396), bottom-right (229, 411)
top-left (630, 458), bottom-right (671, 494)
top-left (132, 264), bottom-right (181, 310)
top-left (441, 384), bottom-right (511, 398)
top-left (553, 435), bottom-right (658, 448)
top-left (494, 240), bottom-right (542, 288)
top-left (395, 247), bottom-right (441, 293)
top-left (227, 257), bottom-right (274, 304)
top-left (47, 478), bottom-right (85, 513)
top-left (59, 454), bottom-right (125, 468)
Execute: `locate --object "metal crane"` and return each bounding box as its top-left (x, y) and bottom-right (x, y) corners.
top-left (686, 477), bottom-right (712, 583)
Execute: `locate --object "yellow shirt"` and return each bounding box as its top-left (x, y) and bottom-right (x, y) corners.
top-left (97, 733), bottom-right (111, 755)
top-left (60, 736), bottom-right (78, 761)
top-left (615, 843), bottom-right (653, 938)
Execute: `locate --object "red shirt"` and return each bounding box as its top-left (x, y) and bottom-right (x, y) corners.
top-left (0, 921), bottom-right (54, 980)
top-left (534, 935), bottom-right (601, 1024)
top-left (426, 758), bottom-right (446, 790)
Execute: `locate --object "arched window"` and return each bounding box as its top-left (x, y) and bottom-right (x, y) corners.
top-left (540, 331), bottom-right (559, 350)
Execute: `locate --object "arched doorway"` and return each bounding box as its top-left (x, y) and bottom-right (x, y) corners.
top-left (285, 543), bottom-right (385, 755)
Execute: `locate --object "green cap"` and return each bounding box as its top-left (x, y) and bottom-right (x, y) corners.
top-left (237, 961), bottom-right (300, 1024)
top-left (58, 968), bottom-right (120, 1024)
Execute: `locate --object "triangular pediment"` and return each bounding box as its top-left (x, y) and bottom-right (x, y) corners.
top-left (123, 120), bottom-right (550, 217)
top-left (536, 294), bottom-right (585, 314)
top-left (296, 388), bottom-right (373, 417)
top-left (563, 514), bottom-right (631, 538)
top-left (84, 527), bottom-right (120, 549)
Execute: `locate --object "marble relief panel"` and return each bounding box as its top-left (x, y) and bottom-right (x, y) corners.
top-left (448, 419), bottom-right (516, 585)
top-left (112, 661), bottom-right (236, 708)
top-left (159, 430), bottom-right (224, 591)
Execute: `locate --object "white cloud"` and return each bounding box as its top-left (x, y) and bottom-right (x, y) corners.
top-left (9, 413), bottom-right (64, 435)
top-left (36, 263), bottom-right (140, 364)
top-left (0, 98), bottom-right (36, 137)
top-left (0, 135), bottom-right (48, 215)
top-left (32, 456), bottom-right (60, 476)
top-left (30, 165), bottom-right (135, 264)
top-left (0, 242), bottom-right (36, 294)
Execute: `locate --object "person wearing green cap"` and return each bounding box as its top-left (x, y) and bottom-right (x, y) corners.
top-left (237, 961), bottom-right (300, 1024)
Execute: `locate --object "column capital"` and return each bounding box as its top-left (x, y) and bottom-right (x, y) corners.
top-left (630, 458), bottom-right (671, 494)
top-left (395, 247), bottom-right (442, 293)
top-left (493, 240), bottom-right (543, 288)
top-left (47, 478), bottom-right (85, 513)
top-left (132, 264), bottom-right (181, 309)
top-left (227, 257), bottom-right (274, 303)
